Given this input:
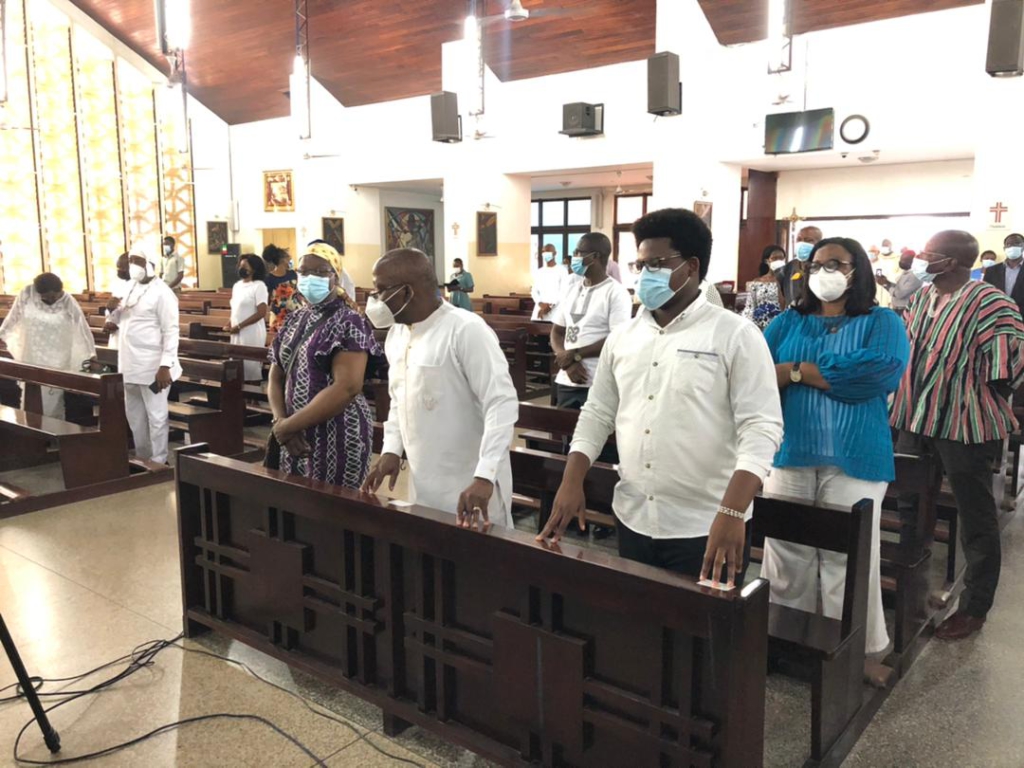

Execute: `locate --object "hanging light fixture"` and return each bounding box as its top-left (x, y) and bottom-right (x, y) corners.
top-left (155, 0), bottom-right (191, 153)
top-left (155, 0), bottom-right (191, 56)
top-left (291, 0), bottom-right (311, 139)
top-left (767, 0), bottom-right (792, 75)
top-left (464, 0), bottom-right (484, 117)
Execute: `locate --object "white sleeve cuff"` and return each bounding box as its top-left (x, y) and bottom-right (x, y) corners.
top-left (735, 456), bottom-right (773, 482)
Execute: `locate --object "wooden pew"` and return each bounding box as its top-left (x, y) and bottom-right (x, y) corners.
top-left (483, 316), bottom-right (556, 400)
top-left (492, 328), bottom-right (527, 401)
top-left (0, 359), bottom-right (172, 517)
top-left (176, 446), bottom-right (769, 768)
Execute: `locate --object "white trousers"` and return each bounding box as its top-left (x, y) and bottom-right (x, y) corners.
top-left (124, 383), bottom-right (170, 465)
top-left (763, 466), bottom-right (890, 655)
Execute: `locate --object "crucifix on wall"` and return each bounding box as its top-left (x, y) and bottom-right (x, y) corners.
top-left (451, 222), bottom-right (460, 238)
top-left (990, 202), bottom-right (1009, 229)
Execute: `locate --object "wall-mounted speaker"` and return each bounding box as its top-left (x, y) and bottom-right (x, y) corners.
top-left (647, 52), bottom-right (681, 116)
top-left (987, 0), bottom-right (1024, 76)
top-left (431, 91), bottom-right (462, 143)
top-left (561, 102), bottom-right (604, 137)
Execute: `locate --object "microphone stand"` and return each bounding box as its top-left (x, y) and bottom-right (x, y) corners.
top-left (0, 613), bottom-right (61, 754)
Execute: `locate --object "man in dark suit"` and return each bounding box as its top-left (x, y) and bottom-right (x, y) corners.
top-left (983, 233), bottom-right (1024, 317)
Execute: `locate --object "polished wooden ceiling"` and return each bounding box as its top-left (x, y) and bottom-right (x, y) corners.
top-left (68, 0), bottom-right (980, 124)
top-left (697, 0), bottom-right (984, 46)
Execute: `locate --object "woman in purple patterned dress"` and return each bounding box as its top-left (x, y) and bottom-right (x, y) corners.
top-left (267, 243), bottom-right (382, 487)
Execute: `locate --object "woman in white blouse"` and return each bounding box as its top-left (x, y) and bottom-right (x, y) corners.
top-left (225, 254), bottom-right (269, 381)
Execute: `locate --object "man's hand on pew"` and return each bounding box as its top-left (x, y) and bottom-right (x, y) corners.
top-left (105, 297), bottom-right (121, 311)
top-left (456, 478), bottom-right (494, 532)
top-left (103, 321), bottom-right (118, 334)
top-left (700, 514), bottom-right (745, 588)
top-left (536, 476), bottom-right (587, 544)
top-left (362, 453), bottom-right (402, 494)
top-left (155, 366), bottom-right (172, 391)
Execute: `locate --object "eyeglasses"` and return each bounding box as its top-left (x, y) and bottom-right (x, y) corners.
top-left (806, 259), bottom-right (853, 274)
top-left (297, 268), bottom-right (334, 278)
top-left (628, 252), bottom-right (684, 275)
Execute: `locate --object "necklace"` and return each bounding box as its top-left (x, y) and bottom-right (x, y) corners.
top-left (820, 314), bottom-right (848, 334)
top-left (122, 281), bottom-right (153, 310)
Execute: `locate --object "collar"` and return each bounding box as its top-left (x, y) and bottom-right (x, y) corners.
top-left (640, 292), bottom-right (708, 331)
top-left (408, 301), bottom-right (448, 333)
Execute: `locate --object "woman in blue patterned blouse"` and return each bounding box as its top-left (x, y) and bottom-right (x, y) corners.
top-left (762, 237), bottom-right (909, 686)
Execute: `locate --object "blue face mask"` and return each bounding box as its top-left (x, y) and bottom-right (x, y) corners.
top-left (637, 263), bottom-right (690, 310)
top-left (1006, 246), bottom-right (1023, 263)
top-left (795, 242), bottom-right (814, 261)
top-left (570, 255), bottom-right (591, 276)
top-left (297, 274), bottom-right (333, 304)
top-left (544, 251), bottom-right (556, 264)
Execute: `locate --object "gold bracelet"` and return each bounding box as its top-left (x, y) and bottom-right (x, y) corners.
top-left (717, 506), bottom-right (746, 520)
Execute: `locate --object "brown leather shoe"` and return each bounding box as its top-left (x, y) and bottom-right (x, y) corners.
top-left (935, 611), bottom-right (985, 641)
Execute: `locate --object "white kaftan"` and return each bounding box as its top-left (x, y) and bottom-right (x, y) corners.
top-left (229, 279), bottom-right (269, 380)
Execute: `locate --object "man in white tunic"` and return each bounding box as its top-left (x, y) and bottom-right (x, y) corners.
top-left (113, 247), bottom-right (182, 464)
top-left (0, 273), bottom-right (96, 418)
top-left (531, 245), bottom-right (566, 321)
top-left (362, 249), bottom-right (519, 530)
top-left (104, 253), bottom-right (131, 350)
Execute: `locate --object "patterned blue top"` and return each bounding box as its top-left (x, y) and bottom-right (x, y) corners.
top-left (763, 306), bottom-right (909, 482)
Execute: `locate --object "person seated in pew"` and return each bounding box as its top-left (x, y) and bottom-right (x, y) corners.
top-left (267, 242), bottom-right (382, 487)
top-left (225, 255), bottom-right (269, 382)
top-left (539, 208), bottom-right (784, 587)
top-left (262, 244), bottom-right (301, 331)
top-left (103, 253), bottom-right (132, 350)
top-left (762, 237), bottom-right (909, 687)
top-left (114, 246), bottom-right (182, 465)
top-left (892, 231), bottom-right (1024, 641)
top-left (551, 233), bottom-right (632, 411)
top-left (0, 273), bottom-right (96, 418)
top-left (446, 258), bottom-right (474, 311)
top-left (307, 239), bottom-right (356, 300)
top-left (362, 248), bottom-right (519, 531)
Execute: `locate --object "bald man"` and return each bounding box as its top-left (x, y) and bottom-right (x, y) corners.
top-left (362, 249), bottom-right (519, 530)
top-left (892, 230), bottom-right (1024, 641)
top-left (781, 225), bottom-right (823, 305)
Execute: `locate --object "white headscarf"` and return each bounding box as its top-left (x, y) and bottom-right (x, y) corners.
top-left (0, 284), bottom-right (96, 369)
top-left (128, 242), bottom-right (157, 278)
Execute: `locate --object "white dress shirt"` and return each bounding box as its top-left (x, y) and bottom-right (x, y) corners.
top-left (531, 265), bottom-right (566, 321)
top-left (117, 279), bottom-right (182, 385)
top-left (551, 278), bottom-right (633, 388)
top-left (382, 302), bottom-right (519, 526)
top-left (570, 294), bottom-right (783, 539)
top-left (702, 281), bottom-right (724, 308)
top-left (341, 269), bottom-right (356, 300)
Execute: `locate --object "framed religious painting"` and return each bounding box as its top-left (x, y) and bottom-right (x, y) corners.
top-left (206, 221), bottom-right (228, 254)
top-left (694, 200), bottom-right (713, 229)
top-left (384, 207), bottom-right (435, 258)
top-left (477, 211), bottom-right (498, 256)
top-left (322, 217), bottom-right (345, 254)
top-left (264, 170), bottom-right (295, 212)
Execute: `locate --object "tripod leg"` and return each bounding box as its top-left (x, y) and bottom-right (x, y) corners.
top-left (0, 614), bottom-right (60, 753)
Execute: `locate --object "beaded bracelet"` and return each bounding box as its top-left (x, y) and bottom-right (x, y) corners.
top-left (717, 506), bottom-right (746, 520)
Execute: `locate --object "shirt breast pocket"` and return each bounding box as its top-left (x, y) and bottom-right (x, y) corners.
top-left (671, 349), bottom-right (720, 395)
top-left (407, 349), bottom-right (447, 412)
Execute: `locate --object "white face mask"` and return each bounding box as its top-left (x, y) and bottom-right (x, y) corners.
top-left (128, 263), bottom-right (147, 281)
top-left (911, 257), bottom-right (938, 284)
top-left (365, 286), bottom-right (413, 329)
top-left (768, 259), bottom-right (786, 272)
top-left (881, 247), bottom-right (892, 256)
top-left (808, 269), bottom-right (851, 303)
top-left (983, 258), bottom-right (997, 270)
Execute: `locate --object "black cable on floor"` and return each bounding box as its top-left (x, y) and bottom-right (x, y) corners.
top-left (5, 633), bottom-right (426, 767)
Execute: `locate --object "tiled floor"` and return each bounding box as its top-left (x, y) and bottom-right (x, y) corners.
top-left (3, 475), bottom-right (1024, 766)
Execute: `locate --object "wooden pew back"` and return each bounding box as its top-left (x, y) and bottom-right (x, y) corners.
top-left (176, 448), bottom-right (769, 767)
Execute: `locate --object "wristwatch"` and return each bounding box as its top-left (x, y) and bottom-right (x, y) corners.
top-left (573, 353), bottom-right (583, 363)
top-left (789, 362), bottom-right (803, 384)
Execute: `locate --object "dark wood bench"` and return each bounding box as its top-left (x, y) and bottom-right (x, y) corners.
top-left (483, 317), bottom-right (556, 400)
top-left (493, 328), bottom-right (528, 401)
top-left (0, 359), bottom-right (172, 516)
top-left (751, 493), bottom-right (874, 765)
top-left (176, 445), bottom-right (769, 767)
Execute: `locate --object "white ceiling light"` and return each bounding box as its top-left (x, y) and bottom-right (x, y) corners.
top-left (505, 0), bottom-right (530, 22)
top-left (0, 0), bottom-right (8, 105)
top-left (464, 2), bottom-right (484, 117)
top-left (155, 0), bottom-right (191, 55)
top-left (766, 0), bottom-right (792, 75)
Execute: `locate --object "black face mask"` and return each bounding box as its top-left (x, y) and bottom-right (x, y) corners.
top-left (117, 270), bottom-right (130, 281)
top-left (239, 268), bottom-right (251, 278)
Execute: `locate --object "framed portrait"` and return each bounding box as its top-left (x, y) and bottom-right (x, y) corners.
top-left (322, 217), bottom-right (345, 254)
top-left (264, 170), bottom-right (295, 212)
top-left (384, 207), bottom-right (435, 258)
top-left (206, 221), bottom-right (228, 254)
top-left (477, 211), bottom-right (498, 257)
top-left (694, 200), bottom-right (713, 229)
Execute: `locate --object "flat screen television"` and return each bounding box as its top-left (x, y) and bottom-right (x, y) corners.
top-left (764, 108), bottom-right (835, 155)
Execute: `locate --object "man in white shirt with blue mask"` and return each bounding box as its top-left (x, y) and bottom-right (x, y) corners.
top-left (538, 208), bottom-right (783, 588)
top-left (781, 225), bottom-right (823, 305)
top-left (983, 232), bottom-right (1024, 318)
top-left (531, 245), bottom-right (566, 321)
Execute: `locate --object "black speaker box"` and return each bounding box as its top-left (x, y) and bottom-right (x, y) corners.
top-left (431, 91), bottom-right (462, 143)
top-left (560, 102), bottom-right (604, 137)
top-left (987, 0), bottom-right (1024, 76)
top-left (648, 52), bottom-right (681, 116)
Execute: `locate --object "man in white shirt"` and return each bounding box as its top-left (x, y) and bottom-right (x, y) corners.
top-left (531, 245), bottom-right (565, 321)
top-left (539, 208), bottom-right (783, 587)
top-left (103, 253), bottom-right (131, 350)
top-left (308, 239), bottom-right (357, 299)
top-left (362, 249), bottom-right (519, 531)
top-left (160, 236), bottom-right (185, 293)
top-left (114, 246), bottom-right (182, 465)
top-left (550, 233), bottom-right (632, 410)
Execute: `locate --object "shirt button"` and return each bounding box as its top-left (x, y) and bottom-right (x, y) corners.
top-left (648, 496), bottom-right (655, 501)
top-left (645, 429), bottom-right (651, 434)
top-left (659, 330), bottom-right (665, 335)
top-left (653, 362), bottom-right (659, 367)
top-left (648, 395), bottom-right (654, 400)
top-left (645, 463), bottom-right (651, 469)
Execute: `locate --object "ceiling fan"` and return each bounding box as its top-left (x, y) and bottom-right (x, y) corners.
top-left (479, 0), bottom-right (575, 25)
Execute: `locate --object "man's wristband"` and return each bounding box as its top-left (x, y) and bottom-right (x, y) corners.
top-left (717, 505), bottom-right (747, 520)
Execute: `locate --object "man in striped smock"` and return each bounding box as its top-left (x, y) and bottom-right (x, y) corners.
top-left (891, 230), bottom-right (1024, 641)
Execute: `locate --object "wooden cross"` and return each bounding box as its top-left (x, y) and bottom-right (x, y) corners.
top-left (452, 222), bottom-right (460, 237)
top-left (990, 202), bottom-right (1008, 224)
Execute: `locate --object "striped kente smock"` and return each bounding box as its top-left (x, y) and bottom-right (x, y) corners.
top-left (890, 281), bottom-right (1024, 444)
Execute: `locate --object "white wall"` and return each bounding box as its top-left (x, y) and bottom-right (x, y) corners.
top-left (776, 160), bottom-right (975, 219)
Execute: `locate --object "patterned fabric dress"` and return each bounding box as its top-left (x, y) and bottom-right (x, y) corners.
top-left (741, 279), bottom-right (782, 330)
top-left (264, 270), bottom-right (302, 330)
top-left (269, 298), bottom-right (383, 487)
